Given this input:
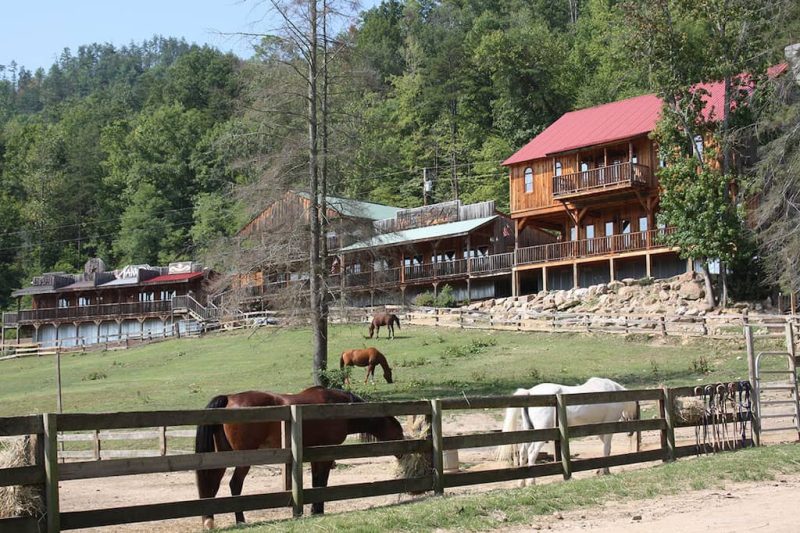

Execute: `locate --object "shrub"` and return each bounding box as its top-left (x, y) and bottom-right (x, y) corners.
top-left (320, 367), bottom-right (352, 389)
top-left (415, 291), bottom-right (436, 306)
top-left (690, 355), bottom-right (711, 374)
top-left (435, 284), bottom-right (456, 307)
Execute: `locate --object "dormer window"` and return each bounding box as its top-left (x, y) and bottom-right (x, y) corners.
top-left (524, 167), bottom-right (533, 193)
top-left (555, 161), bottom-right (563, 177)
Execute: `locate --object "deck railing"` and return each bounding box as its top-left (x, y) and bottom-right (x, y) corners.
top-left (515, 227), bottom-right (675, 267)
top-left (553, 162), bottom-right (651, 198)
top-left (16, 300), bottom-right (174, 323)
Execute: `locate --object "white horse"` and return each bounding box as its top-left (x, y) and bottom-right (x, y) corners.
top-left (496, 377), bottom-right (638, 485)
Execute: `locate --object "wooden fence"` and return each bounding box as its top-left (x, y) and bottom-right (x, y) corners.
top-left (0, 385), bottom-right (757, 532)
top-left (331, 306), bottom-right (800, 341)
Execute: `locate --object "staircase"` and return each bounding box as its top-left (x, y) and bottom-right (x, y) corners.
top-left (171, 295), bottom-right (221, 328)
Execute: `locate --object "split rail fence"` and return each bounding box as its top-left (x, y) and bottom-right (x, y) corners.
top-left (331, 307), bottom-right (800, 341)
top-left (1, 385), bottom-right (757, 533)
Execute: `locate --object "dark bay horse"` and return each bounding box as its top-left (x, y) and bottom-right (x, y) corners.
top-left (368, 313), bottom-right (401, 339)
top-left (195, 386), bottom-right (405, 528)
top-left (340, 347), bottom-right (394, 384)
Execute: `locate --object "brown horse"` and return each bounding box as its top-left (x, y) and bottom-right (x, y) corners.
top-left (340, 347), bottom-right (394, 384)
top-left (368, 313), bottom-right (401, 339)
top-left (194, 386), bottom-right (404, 528)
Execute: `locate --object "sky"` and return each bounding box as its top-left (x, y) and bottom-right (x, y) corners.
top-left (1, 0), bottom-right (380, 73)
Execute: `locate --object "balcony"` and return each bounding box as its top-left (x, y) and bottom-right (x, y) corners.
top-left (515, 227), bottom-right (675, 267)
top-left (13, 300), bottom-right (174, 324)
top-left (552, 162), bottom-right (651, 199)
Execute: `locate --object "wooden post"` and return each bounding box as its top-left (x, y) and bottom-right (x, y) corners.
top-left (159, 426), bottom-right (167, 456)
top-left (660, 387), bottom-right (676, 462)
top-left (645, 253), bottom-right (652, 278)
top-left (282, 419), bottom-right (292, 491)
top-left (609, 258), bottom-right (615, 282)
top-left (44, 413), bottom-right (60, 533)
top-left (659, 315), bottom-right (667, 336)
top-left (290, 405), bottom-right (304, 517)
top-left (572, 263), bottom-right (578, 289)
top-left (555, 394), bottom-right (572, 480)
top-left (430, 399), bottom-right (444, 495)
top-left (55, 348), bottom-right (63, 414)
top-left (93, 430), bottom-right (101, 461)
top-left (744, 326), bottom-right (761, 446)
top-left (542, 266), bottom-right (548, 292)
top-left (784, 323), bottom-right (800, 438)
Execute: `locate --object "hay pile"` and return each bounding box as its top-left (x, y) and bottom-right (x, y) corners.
top-left (0, 437), bottom-right (43, 519)
top-left (675, 396), bottom-right (706, 425)
top-left (395, 415), bottom-right (433, 491)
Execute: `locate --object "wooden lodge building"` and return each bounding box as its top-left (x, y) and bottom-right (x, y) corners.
top-left (505, 93), bottom-right (690, 294)
top-left (2, 259), bottom-right (216, 347)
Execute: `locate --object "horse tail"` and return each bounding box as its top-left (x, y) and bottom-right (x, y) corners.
top-left (340, 352), bottom-right (346, 369)
top-left (496, 406), bottom-right (522, 463)
top-left (195, 394), bottom-right (230, 514)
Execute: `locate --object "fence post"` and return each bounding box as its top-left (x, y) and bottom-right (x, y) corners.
top-left (744, 325), bottom-right (761, 446)
top-left (282, 418), bottom-right (292, 492)
top-left (290, 405), bottom-right (304, 517)
top-left (660, 387), bottom-right (676, 462)
top-left (659, 315), bottom-right (667, 336)
top-left (44, 413), bottom-right (60, 533)
top-left (430, 399), bottom-right (444, 496)
top-left (555, 394), bottom-right (572, 480)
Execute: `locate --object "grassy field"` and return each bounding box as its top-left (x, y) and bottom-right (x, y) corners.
top-left (0, 323), bottom-right (762, 416)
top-left (230, 444), bottom-right (800, 532)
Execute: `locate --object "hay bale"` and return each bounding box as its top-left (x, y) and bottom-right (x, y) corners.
top-left (0, 437), bottom-right (43, 519)
top-left (395, 415), bottom-right (432, 493)
top-left (675, 396), bottom-right (705, 425)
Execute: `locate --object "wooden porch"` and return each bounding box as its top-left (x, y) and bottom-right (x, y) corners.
top-left (552, 162), bottom-right (651, 199)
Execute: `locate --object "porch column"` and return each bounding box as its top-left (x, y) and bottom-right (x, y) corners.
top-left (686, 257), bottom-right (693, 274)
top-left (512, 270), bottom-right (519, 298)
top-left (573, 263), bottom-right (579, 289)
top-left (542, 266), bottom-right (548, 292)
top-left (33, 324), bottom-right (40, 344)
top-left (645, 253), bottom-right (652, 278)
top-left (609, 257), bottom-right (616, 282)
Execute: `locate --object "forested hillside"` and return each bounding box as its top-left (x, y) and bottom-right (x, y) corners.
top-left (0, 0), bottom-right (797, 307)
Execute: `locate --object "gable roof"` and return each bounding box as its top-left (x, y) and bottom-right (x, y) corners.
top-left (295, 192), bottom-right (401, 221)
top-left (503, 64), bottom-right (789, 166)
top-left (340, 216), bottom-right (497, 253)
top-left (503, 94), bottom-right (663, 165)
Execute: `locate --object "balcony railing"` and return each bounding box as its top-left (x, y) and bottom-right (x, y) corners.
top-left (515, 227), bottom-right (675, 267)
top-left (553, 162), bottom-right (651, 198)
top-left (15, 300), bottom-right (173, 323)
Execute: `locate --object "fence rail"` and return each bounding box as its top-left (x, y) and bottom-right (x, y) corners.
top-left (0, 385), bottom-right (759, 532)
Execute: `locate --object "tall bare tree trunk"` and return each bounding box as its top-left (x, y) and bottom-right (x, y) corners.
top-left (318, 0), bottom-right (330, 378)
top-left (307, 0), bottom-right (326, 386)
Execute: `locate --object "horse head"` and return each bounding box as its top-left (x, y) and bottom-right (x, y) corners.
top-left (367, 323), bottom-right (375, 338)
top-left (383, 366), bottom-right (394, 383)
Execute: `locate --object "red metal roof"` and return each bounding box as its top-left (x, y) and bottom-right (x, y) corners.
top-left (503, 64), bottom-right (789, 166)
top-left (141, 272), bottom-right (205, 284)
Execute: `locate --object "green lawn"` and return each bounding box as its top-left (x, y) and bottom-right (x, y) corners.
top-left (230, 444), bottom-right (800, 532)
top-left (0, 324), bottom-right (763, 416)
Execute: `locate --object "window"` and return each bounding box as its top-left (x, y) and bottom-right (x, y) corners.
top-left (138, 292), bottom-right (154, 302)
top-left (570, 226), bottom-right (577, 241)
top-left (57, 298), bottom-right (69, 309)
top-left (160, 290), bottom-right (176, 301)
top-left (631, 151), bottom-right (638, 164)
top-left (403, 255), bottom-right (422, 267)
top-left (693, 135), bottom-right (704, 158)
top-left (585, 224), bottom-right (595, 240)
top-left (373, 259), bottom-right (389, 271)
top-left (554, 161), bottom-right (563, 177)
top-left (524, 167), bottom-right (533, 193)
top-left (77, 296), bottom-right (91, 307)
top-left (465, 246), bottom-right (490, 258)
top-left (580, 161), bottom-right (589, 172)
top-left (605, 221), bottom-right (615, 236)
top-left (621, 219), bottom-right (631, 234)
top-left (639, 217), bottom-right (648, 232)
top-left (434, 251), bottom-right (455, 263)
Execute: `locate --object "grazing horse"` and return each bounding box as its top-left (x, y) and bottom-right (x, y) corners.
top-left (368, 313), bottom-right (401, 339)
top-left (340, 347), bottom-right (394, 384)
top-left (496, 377), bottom-right (637, 486)
top-left (195, 386), bottom-right (405, 529)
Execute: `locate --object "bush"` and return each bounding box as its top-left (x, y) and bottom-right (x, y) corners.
top-left (415, 291), bottom-right (436, 306)
top-left (435, 284), bottom-right (456, 307)
top-left (320, 367), bottom-right (352, 389)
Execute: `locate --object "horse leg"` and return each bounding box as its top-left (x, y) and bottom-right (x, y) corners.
top-left (229, 465), bottom-right (251, 523)
top-left (365, 365), bottom-right (372, 384)
top-left (310, 461), bottom-right (334, 515)
top-left (388, 324), bottom-right (394, 339)
top-left (597, 434), bottom-right (612, 475)
top-left (525, 441), bottom-right (546, 486)
top-left (198, 467), bottom-right (225, 530)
